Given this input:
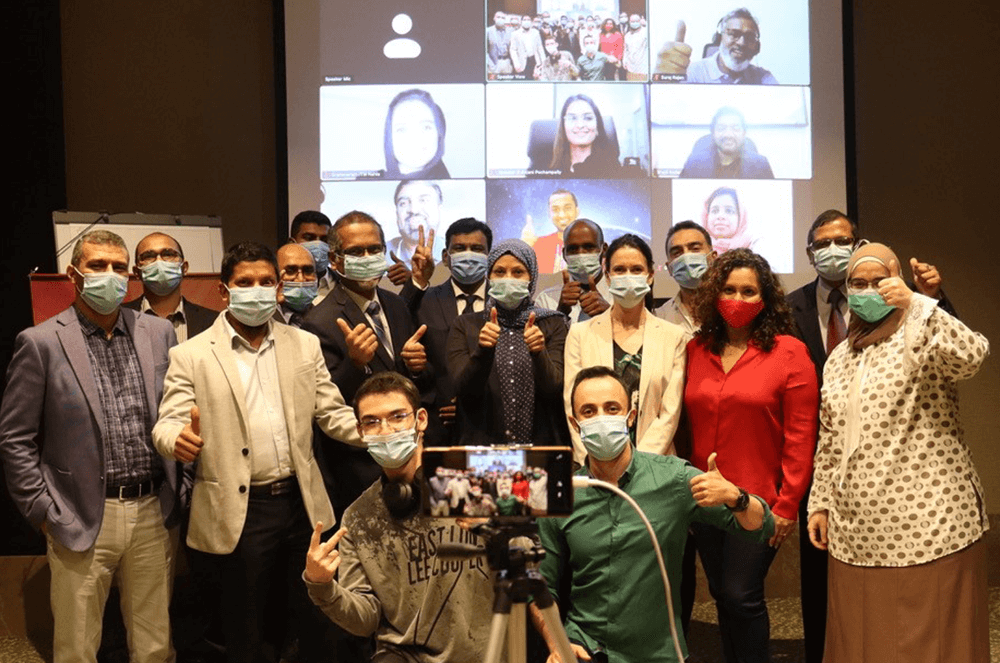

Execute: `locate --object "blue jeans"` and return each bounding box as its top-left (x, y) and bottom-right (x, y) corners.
top-left (692, 522), bottom-right (778, 663)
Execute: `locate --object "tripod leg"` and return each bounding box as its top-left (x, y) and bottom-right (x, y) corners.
top-left (536, 603), bottom-right (579, 663)
top-left (507, 603), bottom-right (527, 663)
top-left (484, 612), bottom-right (510, 663)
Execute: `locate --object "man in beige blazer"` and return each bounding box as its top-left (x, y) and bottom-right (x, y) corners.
top-left (152, 242), bottom-right (362, 663)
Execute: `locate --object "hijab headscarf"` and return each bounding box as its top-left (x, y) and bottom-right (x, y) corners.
top-left (485, 239), bottom-right (562, 443)
top-left (846, 242), bottom-right (906, 350)
top-left (382, 89), bottom-right (451, 180)
top-left (701, 187), bottom-right (755, 253)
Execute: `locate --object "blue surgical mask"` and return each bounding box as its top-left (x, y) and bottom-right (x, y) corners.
top-left (342, 253), bottom-right (387, 282)
top-left (74, 268), bottom-right (129, 315)
top-left (301, 240), bottom-right (330, 276)
top-left (577, 414), bottom-right (631, 461)
top-left (282, 280), bottom-right (317, 312)
top-left (848, 290), bottom-right (895, 323)
top-left (488, 278), bottom-right (531, 309)
top-left (812, 243), bottom-right (854, 281)
top-left (668, 253), bottom-right (709, 290)
top-left (365, 428), bottom-right (418, 469)
top-left (226, 285), bottom-right (277, 327)
top-left (139, 260), bottom-right (184, 296)
top-left (449, 251), bottom-right (488, 285)
top-left (565, 252), bottom-right (602, 282)
top-left (608, 274), bottom-right (650, 309)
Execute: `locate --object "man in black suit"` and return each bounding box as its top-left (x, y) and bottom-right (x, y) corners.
top-left (301, 210), bottom-right (432, 516)
top-left (400, 218), bottom-right (493, 445)
top-left (125, 232), bottom-right (217, 341)
top-left (787, 209), bottom-right (956, 663)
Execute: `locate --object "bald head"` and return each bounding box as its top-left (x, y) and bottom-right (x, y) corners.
top-left (135, 232), bottom-right (184, 265)
top-left (277, 243), bottom-right (317, 283)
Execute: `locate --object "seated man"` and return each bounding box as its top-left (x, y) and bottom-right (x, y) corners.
top-left (533, 366), bottom-right (774, 662)
top-left (679, 106), bottom-right (774, 179)
top-left (686, 8), bottom-right (776, 85)
top-left (304, 372), bottom-right (496, 662)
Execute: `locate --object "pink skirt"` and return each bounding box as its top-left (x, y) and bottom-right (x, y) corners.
top-left (824, 538), bottom-right (990, 663)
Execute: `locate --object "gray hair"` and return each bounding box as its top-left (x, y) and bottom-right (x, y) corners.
top-left (71, 229), bottom-right (128, 267)
top-left (327, 210), bottom-right (386, 255)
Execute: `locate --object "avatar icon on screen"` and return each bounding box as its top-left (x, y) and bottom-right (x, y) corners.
top-left (679, 106), bottom-right (774, 179)
top-left (381, 89), bottom-right (450, 180)
top-left (656, 7), bottom-right (777, 85)
top-left (549, 95), bottom-right (622, 178)
top-left (701, 186), bottom-right (761, 253)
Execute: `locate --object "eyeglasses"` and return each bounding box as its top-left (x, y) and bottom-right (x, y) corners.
top-left (282, 265), bottom-right (316, 278)
top-left (723, 29), bottom-right (759, 43)
top-left (847, 277), bottom-right (886, 290)
top-left (339, 245), bottom-right (385, 258)
top-left (359, 411), bottom-right (414, 435)
top-left (137, 248), bottom-right (182, 266)
top-left (809, 237), bottom-right (855, 251)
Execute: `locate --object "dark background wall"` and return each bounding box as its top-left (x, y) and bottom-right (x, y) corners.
top-left (3, 1), bottom-right (998, 555)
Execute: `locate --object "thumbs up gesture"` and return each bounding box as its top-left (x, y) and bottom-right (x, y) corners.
top-left (523, 311), bottom-right (545, 354)
top-left (387, 250), bottom-right (412, 286)
top-left (688, 452), bottom-right (739, 508)
top-left (877, 258), bottom-right (913, 310)
top-left (908, 256), bottom-right (941, 299)
top-left (654, 20), bottom-right (691, 75)
top-left (401, 324), bottom-right (428, 373)
top-left (579, 274), bottom-right (610, 317)
top-left (521, 215), bottom-right (537, 246)
top-left (479, 307), bottom-right (501, 349)
top-left (174, 405), bottom-right (204, 462)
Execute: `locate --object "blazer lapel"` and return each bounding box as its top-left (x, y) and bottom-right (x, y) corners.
top-left (335, 285), bottom-right (393, 370)
top-left (209, 318), bottom-right (250, 430)
top-left (55, 308), bottom-right (106, 441)
top-left (438, 281), bottom-right (459, 327)
top-left (271, 324), bottom-right (299, 444)
top-left (637, 315), bottom-right (656, 414)
top-left (593, 312), bottom-right (615, 367)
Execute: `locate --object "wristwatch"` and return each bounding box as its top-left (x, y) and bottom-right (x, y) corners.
top-left (726, 487), bottom-right (750, 513)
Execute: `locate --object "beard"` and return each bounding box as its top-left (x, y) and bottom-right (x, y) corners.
top-left (719, 47), bottom-right (751, 72)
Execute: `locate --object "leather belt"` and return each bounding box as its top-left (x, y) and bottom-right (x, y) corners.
top-left (249, 477), bottom-right (297, 498)
top-left (106, 477), bottom-right (162, 500)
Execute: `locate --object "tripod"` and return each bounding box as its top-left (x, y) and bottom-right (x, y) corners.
top-left (437, 519), bottom-right (579, 663)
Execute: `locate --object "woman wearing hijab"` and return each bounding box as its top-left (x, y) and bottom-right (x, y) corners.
top-left (700, 187), bottom-right (761, 254)
top-left (380, 88), bottom-right (451, 180)
top-left (684, 248), bottom-right (818, 663)
top-left (562, 234), bottom-right (688, 465)
top-left (447, 238), bottom-right (569, 446)
top-left (807, 243), bottom-right (990, 663)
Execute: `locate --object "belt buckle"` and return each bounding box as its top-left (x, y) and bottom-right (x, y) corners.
top-left (117, 485), bottom-right (128, 500)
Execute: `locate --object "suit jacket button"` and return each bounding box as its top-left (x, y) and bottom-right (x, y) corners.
top-left (239, 485), bottom-right (247, 494)
top-left (242, 448), bottom-right (249, 456)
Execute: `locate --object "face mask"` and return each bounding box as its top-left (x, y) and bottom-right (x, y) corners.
top-left (342, 253), bottom-right (387, 282)
top-left (578, 414), bottom-right (631, 461)
top-left (668, 253), bottom-right (709, 290)
top-left (489, 278), bottom-right (531, 309)
top-left (630, 21), bottom-right (641, 29)
top-left (608, 274), bottom-right (650, 309)
top-left (75, 269), bottom-right (129, 315)
top-left (282, 281), bottom-right (317, 312)
top-left (301, 240), bottom-right (329, 276)
top-left (545, 43), bottom-right (559, 55)
top-left (565, 253), bottom-right (602, 282)
top-left (139, 260), bottom-right (183, 297)
top-left (716, 298), bottom-right (764, 328)
top-left (449, 251), bottom-right (488, 285)
top-left (226, 285), bottom-right (277, 327)
top-left (812, 243), bottom-right (854, 281)
top-left (365, 427), bottom-right (418, 469)
top-left (848, 290), bottom-right (895, 323)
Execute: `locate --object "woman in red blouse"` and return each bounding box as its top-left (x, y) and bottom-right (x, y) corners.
top-left (684, 249), bottom-right (818, 663)
top-left (599, 19), bottom-right (624, 79)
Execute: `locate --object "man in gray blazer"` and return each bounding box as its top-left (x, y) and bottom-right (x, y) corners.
top-left (0, 229), bottom-right (180, 663)
top-left (152, 241), bottom-right (363, 663)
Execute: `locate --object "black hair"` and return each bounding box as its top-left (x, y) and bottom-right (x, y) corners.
top-left (383, 89), bottom-right (447, 178)
top-left (604, 233), bottom-right (653, 272)
top-left (290, 210), bottom-right (331, 239)
top-left (353, 371), bottom-right (421, 419)
top-left (570, 366), bottom-right (629, 414)
top-left (665, 221), bottom-right (712, 253)
top-left (329, 210), bottom-right (386, 255)
top-left (220, 241), bottom-right (279, 284)
top-left (806, 209), bottom-right (858, 248)
top-left (445, 218), bottom-right (493, 251)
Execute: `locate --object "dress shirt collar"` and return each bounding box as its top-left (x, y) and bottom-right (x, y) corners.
top-left (450, 278), bottom-right (486, 301)
top-left (222, 313), bottom-right (274, 352)
top-left (140, 295), bottom-right (186, 322)
top-left (343, 284), bottom-right (380, 313)
top-left (583, 446), bottom-right (637, 489)
top-left (815, 276), bottom-right (847, 306)
top-left (76, 306), bottom-right (128, 338)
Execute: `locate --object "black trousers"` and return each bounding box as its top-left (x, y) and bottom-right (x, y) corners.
top-left (798, 483), bottom-right (828, 663)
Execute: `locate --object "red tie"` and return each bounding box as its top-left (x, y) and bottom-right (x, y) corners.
top-left (826, 288), bottom-right (846, 355)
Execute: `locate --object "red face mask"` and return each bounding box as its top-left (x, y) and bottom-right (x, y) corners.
top-left (716, 298), bottom-right (764, 329)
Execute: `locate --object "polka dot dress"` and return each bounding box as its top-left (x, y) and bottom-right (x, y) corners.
top-left (809, 294), bottom-right (990, 567)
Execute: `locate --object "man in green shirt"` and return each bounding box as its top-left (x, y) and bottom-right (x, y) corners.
top-left (533, 366), bottom-right (774, 662)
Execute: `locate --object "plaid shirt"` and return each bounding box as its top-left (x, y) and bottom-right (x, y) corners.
top-left (77, 309), bottom-right (161, 487)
